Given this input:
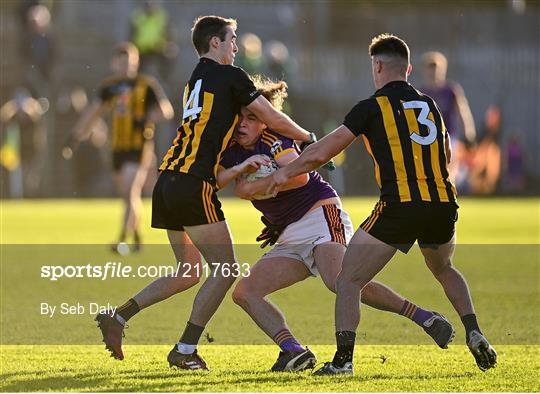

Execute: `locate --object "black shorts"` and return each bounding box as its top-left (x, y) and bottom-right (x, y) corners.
top-left (360, 201), bottom-right (458, 253)
top-left (151, 170), bottom-right (225, 231)
top-left (112, 150), bottom-right (142, 171)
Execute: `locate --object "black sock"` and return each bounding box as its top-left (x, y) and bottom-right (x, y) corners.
top-left (133, 230), bottom-right (141, 245)
top-left (116, 298), bottom-right (140, 322)
top-left (461, 314), bottom-right (481, 340)
top-left (332, 331), bottom-right (356, 368)
top-left (118, 230), bottom-right (126, 243)
top-left (179, 321), bottom-right (205, 345)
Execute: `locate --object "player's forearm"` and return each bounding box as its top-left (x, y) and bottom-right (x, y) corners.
top-left (234, 181), bottom-right (257, 200)
top-left (158, 99), bottom-right (174, 121)
top-left (265, 111), bottom-right (311, 142)
top-left (234, 176), bottom-right (274, 200)
top-left (216, 165), bottom-right (244, 189)
top-left (70, 102), bottom-right (103, 143)
top-left (282, 143), bottom-right (328, 179)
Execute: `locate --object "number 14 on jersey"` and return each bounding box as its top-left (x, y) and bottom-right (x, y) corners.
top-left (182, 79), bottom-right (203, 121)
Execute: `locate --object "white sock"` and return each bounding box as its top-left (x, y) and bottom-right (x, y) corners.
top-left (114, 314), bottom-right (126, 326)
top-left (177, 342), bottom-right (196, 355)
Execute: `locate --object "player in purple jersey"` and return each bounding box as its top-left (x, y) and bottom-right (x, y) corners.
top-left (217, 76), bottom-right (456, 372)
top-left (420, 51), bottom-right (476, 184)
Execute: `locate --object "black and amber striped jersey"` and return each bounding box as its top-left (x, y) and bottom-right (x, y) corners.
top-left (344, 80), bottom-right (457, 203)
top-left (159, 57), bottom-right (261, 185)
top-left (99, 74), bottom-right (162, 152)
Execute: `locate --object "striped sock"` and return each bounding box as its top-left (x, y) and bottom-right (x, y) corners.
top-left (400, 300), bottom-right (434, 326)
top-left (273, 328), bottom-right (304, 353)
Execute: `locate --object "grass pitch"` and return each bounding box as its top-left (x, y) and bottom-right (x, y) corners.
top-left (1, 197), bottom-right (539, 392)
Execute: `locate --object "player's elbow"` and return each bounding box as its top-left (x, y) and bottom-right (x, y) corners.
top-left (161, 102), bottom-right (174, 120)
top-left (292, 173), bottom-right (309, 187)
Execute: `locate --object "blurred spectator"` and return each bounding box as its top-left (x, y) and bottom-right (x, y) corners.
top-left (503, 133), bottom-right (527, 193)
top-left (264, 40), bottom-right (296, 114)
top-left (235, 32), bottom-right (264, 75)
top-left (21, 4), bottom-right (56, 97)
top-left (420, 51), bottom-right (476, 183)
top-left (468, 105), bottom-right (502, 195)
top-left (56, 87), bottom-right (110, 196)
top-left (129, 0), bottom-right (177, 80)
top-left (264, 40), bottom-right (294, 81)
top-left (0, 88), bottom-right (47, 197)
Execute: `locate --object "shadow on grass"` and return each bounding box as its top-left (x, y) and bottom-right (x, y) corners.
top-left (0, 364), bottom-right (485, 392)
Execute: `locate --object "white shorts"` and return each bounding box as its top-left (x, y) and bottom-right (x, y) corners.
top-left (262, 204), bottom-right (354, 276)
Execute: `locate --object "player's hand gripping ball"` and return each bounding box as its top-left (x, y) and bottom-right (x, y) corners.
top-left (242, 155), bottom-right (279, 200)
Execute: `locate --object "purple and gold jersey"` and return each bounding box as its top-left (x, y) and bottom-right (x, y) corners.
top-left (220, 130), bottom-right (337, 227)
top-left (419, 82), bottom-right (460, 138)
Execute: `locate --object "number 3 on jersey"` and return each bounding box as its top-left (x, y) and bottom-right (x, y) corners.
top-left (182, 79), bottom-right (202, 121)
top-left (403, 100), bottom-right (437, 146)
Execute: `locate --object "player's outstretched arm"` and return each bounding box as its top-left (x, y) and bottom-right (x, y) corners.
top-left (246, 95), bottom-right (312, 142)
top-left (268, 125), bottom-right (356, 195)
top-left (149, 77), bottom-right (174, 122)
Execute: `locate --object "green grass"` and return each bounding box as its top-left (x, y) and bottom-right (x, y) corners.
top-left (1, 197), bottom-right (539, 391)
top-left (1, 345), bottom-right (539, 392)
top-left (2, 197), bottom-right (539, 244)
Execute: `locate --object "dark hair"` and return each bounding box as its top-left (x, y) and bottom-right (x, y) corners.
top-left (113, 42), bottom-right (139, 59)
top-left (191, 15), bottom-right (237, 55)
top-left (251, 75), bottom-right (288, 111)
top-left (369, 33), bottom-right (410, 62)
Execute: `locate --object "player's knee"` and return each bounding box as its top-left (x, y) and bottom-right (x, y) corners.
top-left (336, 269), bottom-right (369, 290)
top-left (174, 273), bottom-right (200, 290)
top-left (426, 258), bottom-right (453, 278)
top-left (360, 281), bottom-right (375, 299)
top-left (322, 280), bottom-right (336, 293)
top-left (232, 280), bottom-right (259, 307)
top-left (231, 281), bottom-right (249, 307)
